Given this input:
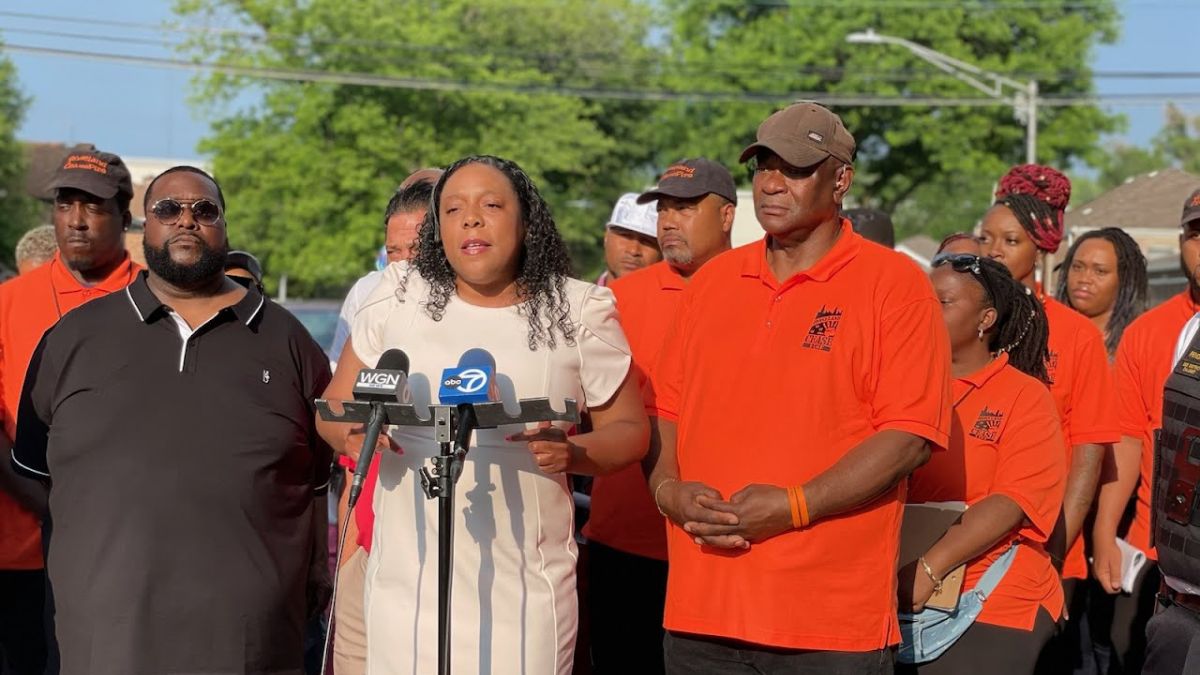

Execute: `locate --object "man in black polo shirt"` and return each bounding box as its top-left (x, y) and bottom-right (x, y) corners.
top-left (12, 166), bottom-right (333, 675)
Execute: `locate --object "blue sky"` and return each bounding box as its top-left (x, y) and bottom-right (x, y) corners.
top-left (3, 1), bottom-right (1197, 160)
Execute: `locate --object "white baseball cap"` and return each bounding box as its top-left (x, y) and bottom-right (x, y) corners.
top-left (606, 192), bottom-right (658, 239)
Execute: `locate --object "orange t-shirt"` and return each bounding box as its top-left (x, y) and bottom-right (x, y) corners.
top-left (652, 221), bottom-right (952, 651)
top-left (0, 252), bottom-right (140, 569)
top-left (1115, 290), bottom-right (1198, 558)
top-left (583, 261), bottom-right (684, 560)
top-left (1041, 296), bottom-right (1120, 580)
top-left (908, 354), bottom-right (1066, 630)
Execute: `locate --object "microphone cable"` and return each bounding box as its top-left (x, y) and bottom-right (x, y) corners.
top-left (319, 488), bottom-right (356, 675)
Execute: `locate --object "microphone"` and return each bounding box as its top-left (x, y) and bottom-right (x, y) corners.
top-left (437, 348), bottom-right (497, 405)
top-left (348, 348), bottom-right (410, 508)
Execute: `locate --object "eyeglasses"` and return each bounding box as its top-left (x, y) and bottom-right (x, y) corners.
top-left (150, 198), bottom-right (223, 227)
top-left (932, 253), bottom-right (997, 300)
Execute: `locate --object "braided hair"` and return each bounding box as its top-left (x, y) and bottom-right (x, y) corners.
top-left (1055, 227), bottom-right (1148, 357)
top-left (994, 164), bottom-right (1072, 253)
top-left (943, 256), bottom-right (1051, 382)
top-left (411, 155), bottom-right (576, 351)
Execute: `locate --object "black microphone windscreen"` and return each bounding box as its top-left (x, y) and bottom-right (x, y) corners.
top-left (457, 348), bottom-right (496, 370)
top-left (377, 348), bottom-right (410, 374)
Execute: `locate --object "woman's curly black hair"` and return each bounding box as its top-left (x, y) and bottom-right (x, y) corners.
top-left (410, 155), bottom-right (576, 351)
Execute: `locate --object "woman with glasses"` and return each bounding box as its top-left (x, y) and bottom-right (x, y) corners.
top-left (1056, 227), bottom-right (1148, 360)
top-left (898, 254), bottom-right (1065, 674)
top-left (315, 155), bottom-right (649, 674)
top-left (978, 165), bottom-right (1119, 672)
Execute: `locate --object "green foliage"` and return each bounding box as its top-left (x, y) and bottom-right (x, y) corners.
top-left (177, 0), bottom-right (1121, 293)
top-left (1076, 104), bottom-right (1200, 202)
top-left (176, 0), bottom-right (660, 296)
top-left (656, 0), bottom-right (1121, 242)
top-left (0, 47), bottom-right (39, 270)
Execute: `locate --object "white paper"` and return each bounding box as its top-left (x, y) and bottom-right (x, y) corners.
top-left (1116, 537), bottom-right (1148, 594)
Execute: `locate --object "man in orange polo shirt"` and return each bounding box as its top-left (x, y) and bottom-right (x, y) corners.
top-left (647, 102), bottom-right (951, 672)
top-left (1093, 188), bottom-right (1200, 672)
top-left (584, 157), bottom-right (736, 674)
top-left (0, 148), bottom-right (136, 673)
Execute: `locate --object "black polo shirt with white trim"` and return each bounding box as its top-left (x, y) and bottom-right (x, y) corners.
top-left (12, 271), bottom-right (333, 675)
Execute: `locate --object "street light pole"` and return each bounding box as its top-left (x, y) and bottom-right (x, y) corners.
top-left (846, 29), bottom-right (1054, 284)
top-left (846, 29), bottom-right (1039, 163)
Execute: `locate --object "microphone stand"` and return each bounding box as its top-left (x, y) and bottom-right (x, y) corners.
top-left (316, 397), bottom-right (579, 675)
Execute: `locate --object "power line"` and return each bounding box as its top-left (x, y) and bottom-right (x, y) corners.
top-left (6, 42), bottom-right (1200, 108)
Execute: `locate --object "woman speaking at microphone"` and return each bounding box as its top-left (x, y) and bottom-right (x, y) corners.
top-left (317, 155), bottom-right (649, 675)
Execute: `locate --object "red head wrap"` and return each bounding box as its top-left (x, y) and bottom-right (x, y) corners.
top-left (994, 164), bottom-right (1071, 253)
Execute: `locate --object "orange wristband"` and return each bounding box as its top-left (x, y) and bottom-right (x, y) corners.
top-left (787, 486), bottom-right (802, 528)
top-left (796, 485), bottom-right (811, 528)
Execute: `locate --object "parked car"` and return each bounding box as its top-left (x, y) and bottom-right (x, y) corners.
top-left (280, 299), bottom-right (341, 365)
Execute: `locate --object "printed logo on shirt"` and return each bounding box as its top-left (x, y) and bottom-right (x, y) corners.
top-left (969, 406), bottom-right (1005, 441)
top-left (1045, 350), bottom-right (1059, 381)
top-left (262, 369), bottom-right (271, 384)
top-left (802, 306), bottom-right (843, 352)
top-left (1176, 349), bottom-right (1200, 380)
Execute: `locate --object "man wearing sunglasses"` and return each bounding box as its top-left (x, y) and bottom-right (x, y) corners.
top-left (647, 102), bottom-right (951, 673)
top-left (0, 147), bottom-right (138, 674)
top-left (12, 166), bottom-right (334, 674)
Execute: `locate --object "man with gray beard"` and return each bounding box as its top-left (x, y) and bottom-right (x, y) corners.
top-left (12, 166), bottom-right (332, 675)
top-left (582, 157), bottom-right (734, 674)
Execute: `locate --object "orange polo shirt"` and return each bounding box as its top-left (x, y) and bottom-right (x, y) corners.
top-left (584, 261), bottom-right (685, 561)
top-left (1115, 290), bottom-right (1198, 559)
top-left (1041, 295), bottom-right (1120, 580)
top-left (908, 354), bottom-right (1066, 631)
top-left (0, 252), bottom-right (140, 570)
top-left (652, 221), bottom-right (952, 651)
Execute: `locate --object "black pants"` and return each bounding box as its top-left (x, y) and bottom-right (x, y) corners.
top-left (664, 632), bottom-right (894, 675)
top-left (1037, 577), bottom-right (1096, 674)
top-left (1143, 599), bottom-right (1200, 675)
top-left (0, 569), bottom-right (47, 675)
top-left (587, 542), bottom-right (668, 675)
top-left (897, 608), bottom-right (1058, 675)
top-left (1089, 562), bottom-right (1160, 673)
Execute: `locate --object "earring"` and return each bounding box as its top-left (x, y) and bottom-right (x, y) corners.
top-left (978, 326), bottom-right (984, 340)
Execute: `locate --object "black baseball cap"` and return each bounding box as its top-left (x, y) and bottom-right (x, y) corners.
top-left (46, 148), bottom-right (133, 201)
top-left (1183, 187), bottom-right (1200, 228)
top-left (637, 158), bottom-right (738, 205)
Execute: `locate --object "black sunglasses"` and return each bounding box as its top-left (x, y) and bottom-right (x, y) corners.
top-left (932, 253), bottom-right (998, 301)
top-left (150, 198), bottom-right (223, 227)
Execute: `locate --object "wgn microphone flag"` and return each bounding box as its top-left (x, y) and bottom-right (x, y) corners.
top-left (347, 348), bottom-right (410, 507)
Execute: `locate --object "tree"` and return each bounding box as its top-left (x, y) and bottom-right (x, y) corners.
top-left (176, 0), bottom-right (661, 296)
top-left (654, 0), bottom-right (1122, 242)
top-left (0, 46), bottom-right (39, 270)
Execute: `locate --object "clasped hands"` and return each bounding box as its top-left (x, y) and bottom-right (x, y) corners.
top-left (657, 480), bottom-right (795, 550)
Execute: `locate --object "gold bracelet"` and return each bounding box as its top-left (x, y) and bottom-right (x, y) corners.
top-left (653, 478), bottom-right (678, 517)
top-left (918, 556), bottom-right (944, 594)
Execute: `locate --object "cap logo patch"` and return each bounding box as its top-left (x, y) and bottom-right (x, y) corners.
top-left (1191, 194), bottom-right (1200, 207)
top-left (62, 154), bottom-right (109, 175)
top-left (807, 131), bottom-right (825, 143)
top-left (660, 165), bottom-right (696, 181)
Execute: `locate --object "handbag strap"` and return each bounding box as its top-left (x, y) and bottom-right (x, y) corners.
top-left (972, 544), bottom-right (1019, 600)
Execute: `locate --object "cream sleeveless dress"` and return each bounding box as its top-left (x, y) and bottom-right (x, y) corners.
top-left (350, 263), bottom-right (631, 675)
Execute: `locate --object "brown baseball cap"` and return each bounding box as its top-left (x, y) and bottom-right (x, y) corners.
top-left (46, 148), bottom-right (133, 201)
top-left (738, 101), bottom-right (856, 167)
top-left (1183, 187), bottom-right (1200, 228)
top-left (636, 158), bottom-right (738, 205)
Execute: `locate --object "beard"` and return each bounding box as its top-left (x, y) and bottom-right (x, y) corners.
top-left (662, 242), bottom-right (694, 267)
top-left (143, 235), bottom-right (230, 288)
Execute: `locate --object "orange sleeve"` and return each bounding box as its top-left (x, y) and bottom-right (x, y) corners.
top-left (1115, 333), bottom-right (1148, 439)
top-left (1065, 328), bottom-right (1120, 446)
top-left (870, 294), bottom-right (952, 449)
top-left (991, 383), bottom-right (1068, 542)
